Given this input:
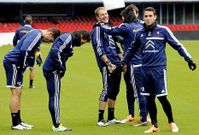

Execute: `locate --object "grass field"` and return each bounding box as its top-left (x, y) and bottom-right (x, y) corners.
top-left (0, 40), bottom-right (199, 135)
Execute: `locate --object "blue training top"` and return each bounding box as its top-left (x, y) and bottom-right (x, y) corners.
top-left (13, 25), bottom-right (33, 46)
top-left (91, 23), bottom-right (122, 70)
top-left (43, 33), bottom-right (73, 72)
top-left (100, 20), bottom-right (143, 65)
top-left (122, 24), bottom-right (192, 69)
top-left (4, 29), bottom-right (43, 69)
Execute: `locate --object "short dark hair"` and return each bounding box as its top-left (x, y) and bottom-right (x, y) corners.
top-left (47, 27), bottom-right (61, 40)
top-left (120, 4), bottom-right (138, 23)
top-left (144, 7), bottom-right (157, 16)
top-left (124, 4), bottom-right (139, 14)
top-left (24, 15), bottom-right (32, 25)
top-left (74, 30), bottom-right (90, 42)
top-left (80, 30), bottom-right (90, 42)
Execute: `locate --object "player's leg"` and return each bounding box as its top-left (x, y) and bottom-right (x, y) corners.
top-left (10, 88), bottom-right (22, 125)
top-left (122, 64), bottom-right (135, 123)
top-left (45, 71), bottom-right (61, 127)
top-left (29, 56), bottom-right (36, 88)
top-left (156, 69), bottom-right (178, 133)
top-left (3, 60), bottom-right (31, 130)
top-left (132, 66), bottom-right (148, 126)
top-left (141, 69), bottom-right (159, 133)
top-left (97, 67), bottom-right (108, 126)
top-left (29, 67), bottom-right (35, 88)
top-left (106, 70), bottom-right (123, 125)
top-left (44, 71), bottom-right (72, 132)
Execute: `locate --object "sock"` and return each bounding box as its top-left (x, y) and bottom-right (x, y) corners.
top-left (108, 108), bottom-right (114, 120)
top-left (154, 123), bottom-right (158, 128)
top-left (11, 113), bottom-right (19, 126)
top-left (29, 80), bottom-right (33, 87)
top-left (98, 110), bottom-right (104, 122)
top-left (54, 123), bottom-right (60, 128)
top-left (158, 96), bottom-right (174, 123)
top-left (18, 110), bottom-right (22, 123)
top-left (141, 116), bottom-right (147, 122)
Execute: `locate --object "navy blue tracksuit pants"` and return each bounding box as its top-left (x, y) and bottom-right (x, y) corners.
top-left (43, 70), bottom-right (61, 127)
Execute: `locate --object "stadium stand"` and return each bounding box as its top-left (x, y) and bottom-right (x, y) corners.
top-left (1, 17), bottom-right (199, 33)
top-left (0, 16), bottom-right (122, 32)
top-left (0, 1), bottom-right (199, 40)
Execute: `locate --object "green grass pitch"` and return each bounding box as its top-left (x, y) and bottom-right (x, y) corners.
top-left (0, 40), bottom-right (199, 135)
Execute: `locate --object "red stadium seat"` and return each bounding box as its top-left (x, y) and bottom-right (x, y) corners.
top-left (1, 16), bottom-right (199, 33)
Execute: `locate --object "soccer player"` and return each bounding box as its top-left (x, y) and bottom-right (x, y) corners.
top-left (3, 27), bottom-right (60, 130)
top-left (122, 7), bottom-right (196, 133)
top-left (13, 15), bottom-right (42, 88)
top-left (99, 4), bottom-right (148, 126)
top-left (91, 7), bottom-right (124, 126)
top-left (43, 30), bottom-right (90, 132)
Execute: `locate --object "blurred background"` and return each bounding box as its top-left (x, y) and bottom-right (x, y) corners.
top-left (0, 0), bottom-right (199, 45)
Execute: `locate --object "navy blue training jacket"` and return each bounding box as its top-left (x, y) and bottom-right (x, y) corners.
top-left (13, 25), bottom-right (33, 46)
top-left (100, 20), bottom-right (143, 65)
top-left (122, 24), bottom-right (192, 69)
top-left (91, 23), bottom-right (122, 70)
top-left (4, 29), bottom-right (43, 69)
top-left (43, 33), bottom-right (73, 72)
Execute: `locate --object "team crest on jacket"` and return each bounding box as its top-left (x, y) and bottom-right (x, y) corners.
top-left (143, 40), bottom-right (159, 53)
top-left (145, 40), bottom-right (155, 49)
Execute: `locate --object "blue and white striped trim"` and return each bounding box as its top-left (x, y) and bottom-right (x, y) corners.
top-left (96, 27), bottom-right (103, 56)
top-left (99, 67), bottom-right (108, 101)
top-left (58, 35), bottom-right (72, 66)
top-left (130, 65), bottom-right (138, 98)
top-left (157, 69), bottom-right (168, 97)
top-left (159, 25), bottom-right (192, 59)
top-left (53, 72), bottom-right (60, 124)
top-left (146, 37), bottom-right (164, 40)
top-left (12, 64), bottom-right (17, 87)
top-left (133, 64), bottom-right (142, 68)
top-left (24, 32), bottom-right (42, 67)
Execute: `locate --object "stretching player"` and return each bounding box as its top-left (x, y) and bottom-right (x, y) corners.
top-left (99, 4), bottom-right (148, 126)
top-left (4, 27), bottom-right (60, 130)
top-left (43, 30), bottom-right (90, 132)
top-left (13, 15), bottom-right (42, 88)
top-left (122, 7), bottom-right (196, 133)
top-left (91, 7), bottom-right (123, 127)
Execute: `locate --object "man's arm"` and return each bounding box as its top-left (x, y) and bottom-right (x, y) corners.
top-left (13, 30), bottom-right (19, 46)
top-left (100, 23), bottom-right (128, 36)
top-left (164, 27), bottom-right (196, 70)
top-left (92, 26), bottom-right (116, 73)
top-left (100, 55), bottom-right (116, 73)
top-left (122, 33), bottom-right (140, 65)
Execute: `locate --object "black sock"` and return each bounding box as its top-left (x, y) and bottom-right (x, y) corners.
top-left (11, 113), bottom-right (19, 126)
top-left (54, 123), bottom-right (60, 128)
top-left (18, 110), bottom-right (22, 123)
top-left (158, 96), bottom-right (174, 123)
top-left (108, 108), bottom-right (114, 120)
top-left (29, 80), bottom-right (33, 86)
top-left (147, 96), bottom-right (158, 128)
top-left (98, 110), bottom-right (104, 122)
